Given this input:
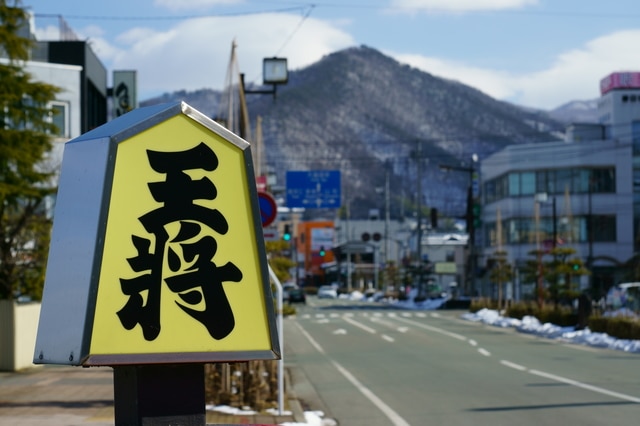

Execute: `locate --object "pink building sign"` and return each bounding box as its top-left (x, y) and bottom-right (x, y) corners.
top-left (600, 72), bottom-right (640, 95)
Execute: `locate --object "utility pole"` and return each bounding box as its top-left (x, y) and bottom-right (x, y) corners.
top-left (439, 157), bottom-right (478, 297)
top-left (385, 168), bottom-right (390, 266)
top-left (415, 141), bottom-right (424, 296)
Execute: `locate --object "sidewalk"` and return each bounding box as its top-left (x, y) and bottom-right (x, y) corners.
top-left (0, 365), bottom-right (305, 425)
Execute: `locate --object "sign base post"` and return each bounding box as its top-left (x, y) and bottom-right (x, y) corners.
top-left (113, 363), bottom-right (206, 425)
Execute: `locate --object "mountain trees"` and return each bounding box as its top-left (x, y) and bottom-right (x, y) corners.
top-left (0, 0), bottom-right (60, 300)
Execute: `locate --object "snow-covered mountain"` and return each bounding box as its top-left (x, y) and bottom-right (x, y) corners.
top-left (142, 46), bottom-right (569, 219)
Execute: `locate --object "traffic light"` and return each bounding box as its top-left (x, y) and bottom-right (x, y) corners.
top-left (283, 224), bottom-right (291, 241)
top-left (572, 262), bottom-right (580, 271)
top-left (319, 246), bottom-right (326, 257)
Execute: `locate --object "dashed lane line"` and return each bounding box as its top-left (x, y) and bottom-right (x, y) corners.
top-left (293, 322), bottom-right (412, 426)
top-left (500, 359), bottom-right (640, 404)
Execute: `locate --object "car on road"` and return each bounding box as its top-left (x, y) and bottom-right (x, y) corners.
top-left (317, 285), bottom-right (338, 299)
top-left (287, 287), bottom-right (306, 304)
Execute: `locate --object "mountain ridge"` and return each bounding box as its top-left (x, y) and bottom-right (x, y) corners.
top-left (142, 46), bottom-right (586, 220)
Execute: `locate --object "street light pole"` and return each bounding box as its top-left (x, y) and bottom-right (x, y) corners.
top-left (416, 141), bottom-right (424, 297)
top-left (439, 157), bottom-right (478, 297)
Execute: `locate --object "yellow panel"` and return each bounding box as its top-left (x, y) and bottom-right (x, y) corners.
top-left (90, 115), bottom-right (271, 357)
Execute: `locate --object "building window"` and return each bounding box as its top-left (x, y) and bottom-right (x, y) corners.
top-left (49, 102), bottom-right (69, 138)
top-left (485, 167), bottom-right (616, 203)
top-left (590, 215), bottom-right (616, 242)
top-left (485, 214), bottom-right (616, 247)
top-left (590, 168), bottom-right (616, 193)
top-left (521, 172), bottom-right (535, 195)
top-left (508, 173), bottom-right (520, 196)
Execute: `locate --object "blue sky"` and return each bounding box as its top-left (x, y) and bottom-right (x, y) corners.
top-left (23, 0), bottom-right (640, 110)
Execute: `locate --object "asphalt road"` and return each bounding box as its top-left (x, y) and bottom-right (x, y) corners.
top-left (284, 298), bottom-right (640, 426)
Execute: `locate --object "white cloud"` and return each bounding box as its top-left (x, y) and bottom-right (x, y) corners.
top-left (107, 13), bottom-right (355, 98)
top-left (514, 30), bottom-right (640, 108)
top-left (389, 0), bottom-right (538, 13)
top-left (390, 52), bottom-right (517, 99)
top-left (391, 29), bottom-right (640, 110)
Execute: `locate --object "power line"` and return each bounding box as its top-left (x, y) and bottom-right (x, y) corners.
top-left (33, 5), bottom-right (310, 21)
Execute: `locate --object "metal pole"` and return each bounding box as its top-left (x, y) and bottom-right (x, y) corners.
top-left (552, 196), bottom-right (557, 250)
top-left (374, 244), bottom-right (379, 289)
top-left (385, 169), bottom-right (390, 266)
top-left (416, 141), bottom-right (423, 296)
top-left (267, 264), bottom-right (284, 416)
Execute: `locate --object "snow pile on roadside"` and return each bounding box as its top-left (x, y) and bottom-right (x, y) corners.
top-left (206, 405), bottom-right (256, 415)
top-left (462, 308), bottom-right (640, 354)
top-left (279, 409), bottom-right (338, 426)
top-left (207, 406), bottom-right (338, 425)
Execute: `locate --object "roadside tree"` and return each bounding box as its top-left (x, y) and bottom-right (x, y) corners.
top-left (0, 0), bottom-right (60, 300)
top-left (489, 250), bottom-right (513, 310)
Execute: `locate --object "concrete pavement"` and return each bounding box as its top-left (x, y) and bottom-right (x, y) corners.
top-left (0, 364), bottom-right (305, 425)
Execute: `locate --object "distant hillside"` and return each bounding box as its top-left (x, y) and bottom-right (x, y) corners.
top-left (548, 99), bottom-right (599, 124)
top-left (142, 46), bottom-right (567, 219)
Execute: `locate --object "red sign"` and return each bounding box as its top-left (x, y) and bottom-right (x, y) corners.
top-left (256, 175), bottom-right (267, 192)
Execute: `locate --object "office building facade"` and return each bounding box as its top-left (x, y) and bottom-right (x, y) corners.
top-left (479, 72), bottom-right (640, 301)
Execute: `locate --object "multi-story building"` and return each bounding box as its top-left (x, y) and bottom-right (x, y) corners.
top-left (478, 72), bottom-right (640, 301)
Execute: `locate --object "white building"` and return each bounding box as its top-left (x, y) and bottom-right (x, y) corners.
top-left (478, 71), bottom-right (640, 301)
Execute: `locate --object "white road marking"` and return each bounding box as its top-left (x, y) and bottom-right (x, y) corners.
top-left (294, 322), bottom-right (412, 426)
top-left (478, 348), bottom-right (491, 357)
top-left (333, 329), bottom-right (347, 335)
top-left (468, 339), bottom-right (477, 347)
top-left (394, 316), bottom-right (467, 341)
top-left (498, 360), bottom-right (640, 404)
top-left (382, 334), bottom-right (395, 342)
top-left (528, 369), bottom-right (640, 404)
top-left (500, 360), bottom-right (527, 371)
top-left (342, 315), bottom-right (377, 334)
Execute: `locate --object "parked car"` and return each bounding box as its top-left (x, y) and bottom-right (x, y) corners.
top-left (317, 285), bottom-right (338, 299)
top-left (287, 287), bottom-right (306, 304)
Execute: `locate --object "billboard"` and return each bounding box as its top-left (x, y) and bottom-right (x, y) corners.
top-left (600, 72), bottom-right (640, 95)
top-left (113, 70), bottom-right (138, 117)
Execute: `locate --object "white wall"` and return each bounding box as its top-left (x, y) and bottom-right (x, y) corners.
top-left (0, 301), bottom-right (42, 371)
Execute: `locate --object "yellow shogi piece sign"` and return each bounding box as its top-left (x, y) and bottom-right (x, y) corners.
top-left (34, 102), bottom-right (279, 366)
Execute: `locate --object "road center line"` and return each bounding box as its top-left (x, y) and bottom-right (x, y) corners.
top-left (500, 360), bottom-right (527, 371)
top-left (528, 369), bottom-right (640, 403)
top-left (499, 359), bottom-right (640, 403)
top-left (478, 348), bottom-right (491, 357)
top-left (293, 322), bottom-right (412, 426)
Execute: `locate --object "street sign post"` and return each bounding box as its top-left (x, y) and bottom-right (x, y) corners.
top-left (285, 170), bottom-right (341, 208)
top-left (33, 102), bottom-right (280, 424)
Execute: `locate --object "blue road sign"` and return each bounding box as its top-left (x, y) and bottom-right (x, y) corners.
top-left (286, 170), bottom-right (341, 209)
